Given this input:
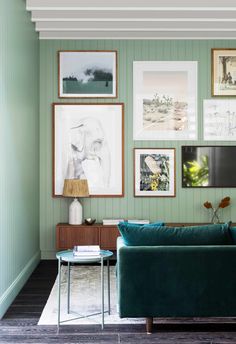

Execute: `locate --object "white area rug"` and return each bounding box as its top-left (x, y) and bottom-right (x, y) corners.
top-left (38, 265), bottom-right (145, 325)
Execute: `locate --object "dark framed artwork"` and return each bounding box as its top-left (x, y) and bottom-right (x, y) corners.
top-left (212, 48), bottom-right (236, 96)
top-left (58, 50), bottom-right (117, 98)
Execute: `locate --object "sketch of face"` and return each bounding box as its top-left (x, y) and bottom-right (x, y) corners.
top-left (69, 117), bottom-right (111, 187)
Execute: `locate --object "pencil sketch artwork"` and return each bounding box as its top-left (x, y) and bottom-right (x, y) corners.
top-left (66, 117), bottom-right (111, 189)
top-left (217, 56), bottom-right (236, 91)
top-left (53, 104), bottom-right (123, 196)
top-left (133, 61), bottom-right (197, 140)
top-left (204, 100), bottom-right (236, 141)
top-left (212, 49), bottom-right (236, 96)
top-left (59, 51), bottom-right (117, 97)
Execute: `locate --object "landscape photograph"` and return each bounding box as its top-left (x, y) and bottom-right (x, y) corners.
top-left (59, 51), bottom-right (117, 97)
top-left (142, 71), bottom-right (188, 132)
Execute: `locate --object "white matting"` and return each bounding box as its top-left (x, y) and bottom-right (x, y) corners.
top-left (38, 265), bottom-right (145, 325)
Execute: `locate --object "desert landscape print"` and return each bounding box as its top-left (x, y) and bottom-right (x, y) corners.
top-left (142, 71), bottom-right (188, 131)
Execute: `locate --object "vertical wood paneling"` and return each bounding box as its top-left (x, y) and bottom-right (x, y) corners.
top-left (0, 1), bottom-right (39, 315)
top-left (40, 39), bottom-right (236, 258)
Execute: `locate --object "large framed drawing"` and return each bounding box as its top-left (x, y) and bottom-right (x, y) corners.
top-left (134, 148), bottom-right (176, 197)
top-left (53, 103), bottom-right (124, 197)
top-left (212, 49), bottom-right (236, 96)
top-left (204, 99), bottom-right (236, 140)
top-left (58, 50), bottom-right (117, 98)
top-left (133, 61), bottom-right (198, 141)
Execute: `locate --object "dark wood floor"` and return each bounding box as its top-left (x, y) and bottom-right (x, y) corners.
top-left (1, 261), bottom-right (236, 343)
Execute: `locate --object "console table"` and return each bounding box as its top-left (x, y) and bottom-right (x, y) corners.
top-left (56, 223), bottom-right (120, 251)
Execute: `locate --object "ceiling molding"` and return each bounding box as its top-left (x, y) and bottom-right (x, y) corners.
top-left (31, 10), bottom-right (236, 22)
top-left (26, 0), bottom-right (236, 11)
top-left (35, 21), bottom-right (236, 32)
top-left (26, 1), bottom-right (236, 39)
top-left (39, 30), bottom-right (236, 40)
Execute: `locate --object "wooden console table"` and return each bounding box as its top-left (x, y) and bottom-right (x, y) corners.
top-left (56, 223), bottom-right (120, 251)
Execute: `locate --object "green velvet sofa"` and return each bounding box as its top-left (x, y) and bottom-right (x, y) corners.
top-left (116, 223), bottom-right (236, 333)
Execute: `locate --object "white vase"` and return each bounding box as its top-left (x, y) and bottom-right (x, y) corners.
top-left (69, 198), bottom-right (82, 225)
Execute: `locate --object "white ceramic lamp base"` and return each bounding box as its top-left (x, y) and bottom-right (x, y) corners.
top-left (69, 198), bottom-right (82, 225)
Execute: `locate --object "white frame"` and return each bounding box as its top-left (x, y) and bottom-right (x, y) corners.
top-left (58, 50), bottom-right (117, 98)
top-left (133, 61), bottom-right (198, 141)
top-left (204, 99), bottom-right (236, 141)
top-left (134, 148), bottom-right (175, 197)
top-left (53, 103), bottom-right (124, 197)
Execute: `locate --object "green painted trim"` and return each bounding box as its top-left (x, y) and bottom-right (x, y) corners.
top-left (0, 251), bottom-right (41, 319)
top-left (41, 250), bottom-right (57, 260)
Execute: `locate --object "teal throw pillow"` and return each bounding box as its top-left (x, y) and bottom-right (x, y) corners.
top-left (118, 222), bottom-right (233, 246)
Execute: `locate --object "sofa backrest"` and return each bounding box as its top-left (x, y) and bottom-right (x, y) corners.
top-left (118, 222), bottom-right (233, 246)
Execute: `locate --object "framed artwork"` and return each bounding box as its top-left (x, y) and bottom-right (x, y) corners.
top-left (133, 61), bottom-right (198, 141)
top-left (53, 103), bottom-right (124, 197)
top-left (58, 50), bottom-right (117, 98)
top-left (212, 49), bottom-right (236, 96)
top-left (204, 99), bottom-right (236, 140)
top-left (134, 148), bottom-right (176, 197)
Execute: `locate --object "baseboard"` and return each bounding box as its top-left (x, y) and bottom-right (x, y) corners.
top-left (0, 250), bottom-right (41, 319)
top-left (41, 250), bottom-right (56, 260)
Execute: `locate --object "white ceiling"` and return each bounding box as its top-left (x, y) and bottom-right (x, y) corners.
top-left (26, 0), bottom-right (236, 40)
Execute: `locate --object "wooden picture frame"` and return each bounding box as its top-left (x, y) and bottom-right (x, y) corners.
top-left (212, 48), bottom-right (236, 96)
top-left (53, 103), bottom-right (124, 197)
top-left (58, 50), bottom-right (117, 98)
top-left (134, 148), bottom-right (176, 197)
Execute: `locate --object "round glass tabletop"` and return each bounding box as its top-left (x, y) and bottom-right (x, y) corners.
top-left (56, 249), bottom-right (113, 263)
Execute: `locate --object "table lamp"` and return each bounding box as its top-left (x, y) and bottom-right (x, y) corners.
top-left (63, 179), bottom-right (89, 225)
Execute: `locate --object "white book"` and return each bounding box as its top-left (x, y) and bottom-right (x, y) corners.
top-left (73, 245), bottom-right (100, 252)
top-left (128, 219), bottom-right (150, 224)
top-left (73, 251), bottom-right (100, 257)
top-left (103, 219), bottom-right (124, 225)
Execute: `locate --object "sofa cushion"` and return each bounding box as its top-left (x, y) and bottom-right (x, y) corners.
top-left (118, 222), bottom-right (233, 246)
top-left (229, 226), bottom-right (236, 244)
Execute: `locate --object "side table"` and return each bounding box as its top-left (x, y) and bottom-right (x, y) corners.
top-left (56, 249), bottom-right (113, 329)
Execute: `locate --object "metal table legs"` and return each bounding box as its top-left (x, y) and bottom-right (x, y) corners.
top-left (67, 261), bottom-right (70, 314)
top-left (57, 257), bottom-right (61, 328)
top-left (101, 257), bottom-right (104, 329)
top-left (107, 259), bottom-right (110, 315)
top-left (57, 258), bottom-right (111, 329)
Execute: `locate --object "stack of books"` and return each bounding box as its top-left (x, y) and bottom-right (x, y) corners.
top-left (128, 219), bottom-right (150, 224)
top-left (73, 245), bottom-right (101, 257)
top-left (102, 219), bottom-right (124, 225)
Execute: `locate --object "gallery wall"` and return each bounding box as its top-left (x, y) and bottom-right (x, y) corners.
top-left (40, 39), bottom-right (236, 259)
top-left (0, 0), bottom-right (40, 317)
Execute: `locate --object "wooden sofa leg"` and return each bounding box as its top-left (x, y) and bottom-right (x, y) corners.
top-left (146, 317), bottom-right (153, 334)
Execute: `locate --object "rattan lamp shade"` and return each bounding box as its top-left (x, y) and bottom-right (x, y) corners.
top-left (63, 179), bottom-right (89, 198)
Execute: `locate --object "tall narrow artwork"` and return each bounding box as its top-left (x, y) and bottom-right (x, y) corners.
top-left (58, 51), bottom-right (117, 98)
top-left (212, 49), bottom-right (236, 96)
top-left (133, 61), bottom-right (198, 140)
top-left (53, 103), bottom-right (124, 197)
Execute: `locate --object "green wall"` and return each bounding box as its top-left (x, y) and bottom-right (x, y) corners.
top-left (0, 0), bottom-right (40, 317)
top-left (40, 40), bottom-right (236, 259)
